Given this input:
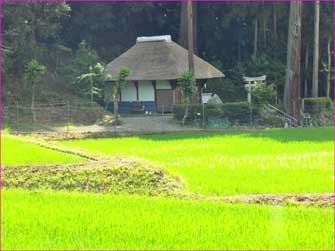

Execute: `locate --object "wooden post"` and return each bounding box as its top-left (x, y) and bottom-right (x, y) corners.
top-left (202, 101), bottom-right (205, 128)
top-left (89, 66), bottom-right (94, 106)
top-left (249, 103), bottom-right (253, 126)
top-left (16, 101), bottom-right (19, 133)
top-left (187, 0), bottom-right (194, 73)
top-left (66, 101), bottom-right (70, 137)
top-left (134, 81), bottom-right (139, 101)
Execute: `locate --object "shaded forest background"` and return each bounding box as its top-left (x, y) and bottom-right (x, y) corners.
top-left (3, 2), bottom-right (334, 107)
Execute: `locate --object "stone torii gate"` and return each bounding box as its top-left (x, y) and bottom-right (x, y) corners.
top-left (242, 75), bottom-right (267, 103)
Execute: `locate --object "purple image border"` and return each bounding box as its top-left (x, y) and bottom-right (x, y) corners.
top-left (2, 0), bottom-right (335, 2)
top-left (0, 0), bottom-right (334, 251)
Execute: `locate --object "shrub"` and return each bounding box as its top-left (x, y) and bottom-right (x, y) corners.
top-left (250, 83), bottom-right (276, 104)
top-left (303, 97), bottom-right (333, 114)
top-left (173, 104), bottom-right (223, 122)
top-left (173, 104), bottom-right (186, 121)
top-left (222, 102), bottom-right (253, 124)
top-left (259, 115), bottom-right (284, 128)
top-left (173, 104), bottom-right (201, 121)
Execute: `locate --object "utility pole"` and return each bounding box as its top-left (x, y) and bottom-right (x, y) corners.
top-left (187, 0), bottom-right (194, 73)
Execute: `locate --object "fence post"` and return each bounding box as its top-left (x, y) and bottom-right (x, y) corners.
top-left (66, 101), bottom-right (70, 137)
top-left (249, 103), bottom-right (253, 126)
top-left (202, 102), bottom-right (205, 128)
top-left (16, 101), bottom-right (19, 133)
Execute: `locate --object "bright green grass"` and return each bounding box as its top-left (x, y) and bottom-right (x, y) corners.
top-left (3, 189), bottom-right (333, 250)
top-left (62, 127), bottom-right (334, 195)
top-left (1, 136), bottom-right (84, 165)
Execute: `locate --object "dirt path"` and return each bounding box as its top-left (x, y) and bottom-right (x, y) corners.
top-left (55, 115), bottom-right (196, 134)
top-left (202, 193), bottom-right (334, 206)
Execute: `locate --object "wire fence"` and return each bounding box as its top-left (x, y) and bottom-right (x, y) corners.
top-left (3, 102), bottom-right (106, 133)
top-left (2, 101), bottom-right (333, 134)
top-left (172, 102), bottom-right (334, 129)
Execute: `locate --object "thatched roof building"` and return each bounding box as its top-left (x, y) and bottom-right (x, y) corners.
top-left (104, 35), bottom-right (224, 113)
top-left (105, 35), bottom-right (224, 81)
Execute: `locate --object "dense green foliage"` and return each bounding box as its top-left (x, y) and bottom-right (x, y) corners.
top-left (178, 71), bottom-right (197, 102)
top-left (62, 127), bottom-right (334, 195)
top-left (250, 83), bottom-right (277, 104)
top-left (3, 189), bottom-right (333, 250)
top-left (24, 59), bottom-right (46, 83)
top-left (112, 67), bottom-right (131, 121)
top-left (1, 136), bottom-right (83, 166)
top-left (76, 63), bottom-right (111, 103)
top-left (303, 97), bottom-right (333, 114)
top-left (3, 163), bottom-right (184, 196)
top-left (3, 2), bottom-right (333, 106)
top-left (178, 71), bottom-right (197, 124)
top-left (113, 67), bottom-right (131, 96)
top-left (221, 101), bottom-right (253, 124)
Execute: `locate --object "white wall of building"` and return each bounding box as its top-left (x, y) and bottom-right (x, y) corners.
top-left (138, 81), bottom-right (155, 101)
top-left (156, 80), bottom-right (171, 90)
top-left (121, 82), bottom-right (137, 101)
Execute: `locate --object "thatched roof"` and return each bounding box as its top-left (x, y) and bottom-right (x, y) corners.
top-left (105, 35), bottom-right (224, 81)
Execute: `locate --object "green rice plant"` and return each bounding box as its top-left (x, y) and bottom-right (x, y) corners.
top-left (62, 127), bottom-right (334, 195)
top-left (2, 189), bottom-right (333, 250)
top-left (2, 136), bottom-right (84, 165)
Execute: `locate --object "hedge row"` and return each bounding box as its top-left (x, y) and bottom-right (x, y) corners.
top-left (3, 162), bottom-right (185, 196)
top-left (303, 97), bottom-right (333, 114)
top-left (173, 102), bottom-right (260, 125)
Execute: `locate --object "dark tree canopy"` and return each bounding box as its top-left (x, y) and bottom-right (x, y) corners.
top-left (3, 2), bottom-right (334, 105)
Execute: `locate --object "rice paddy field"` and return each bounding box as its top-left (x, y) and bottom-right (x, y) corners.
top-left (2, 127), bottom-right (334, 250)
top-left (62, 127), bottom-right (334, 195)
top-left (3, 189), bottom-right (334, 250)
top-left (1, 136), bottom-right (84, 165)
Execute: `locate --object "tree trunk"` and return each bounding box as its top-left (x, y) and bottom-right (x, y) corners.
top-left (272, 3), bottom-right (277, 41)
top-left (113, 93), bottom-right (119, 123)
top-left (262, 3), bottom-right (266, 48)
top-left (237, 25), bottom-right (241, 62)
top-left (312, 0), bottom-right (320, 97)
top-left (263, 15), bottom-right (266, 48)
top-left (326, 38), bottom-right (331, 97)
top-left (182, 103), bottom-right (189, 126)
top-left (304, 45), bottom-right (309, 98)
top-left (31, 82), bottom-right (36, 122)
top-left (284, 1), bottom-right (302, 122)
top-left (179, 1), bottom-right (198, 55)
top-left (193, 2), bottom-right (198, 55)
top-left (253, 17), bottom-right (258, 60)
